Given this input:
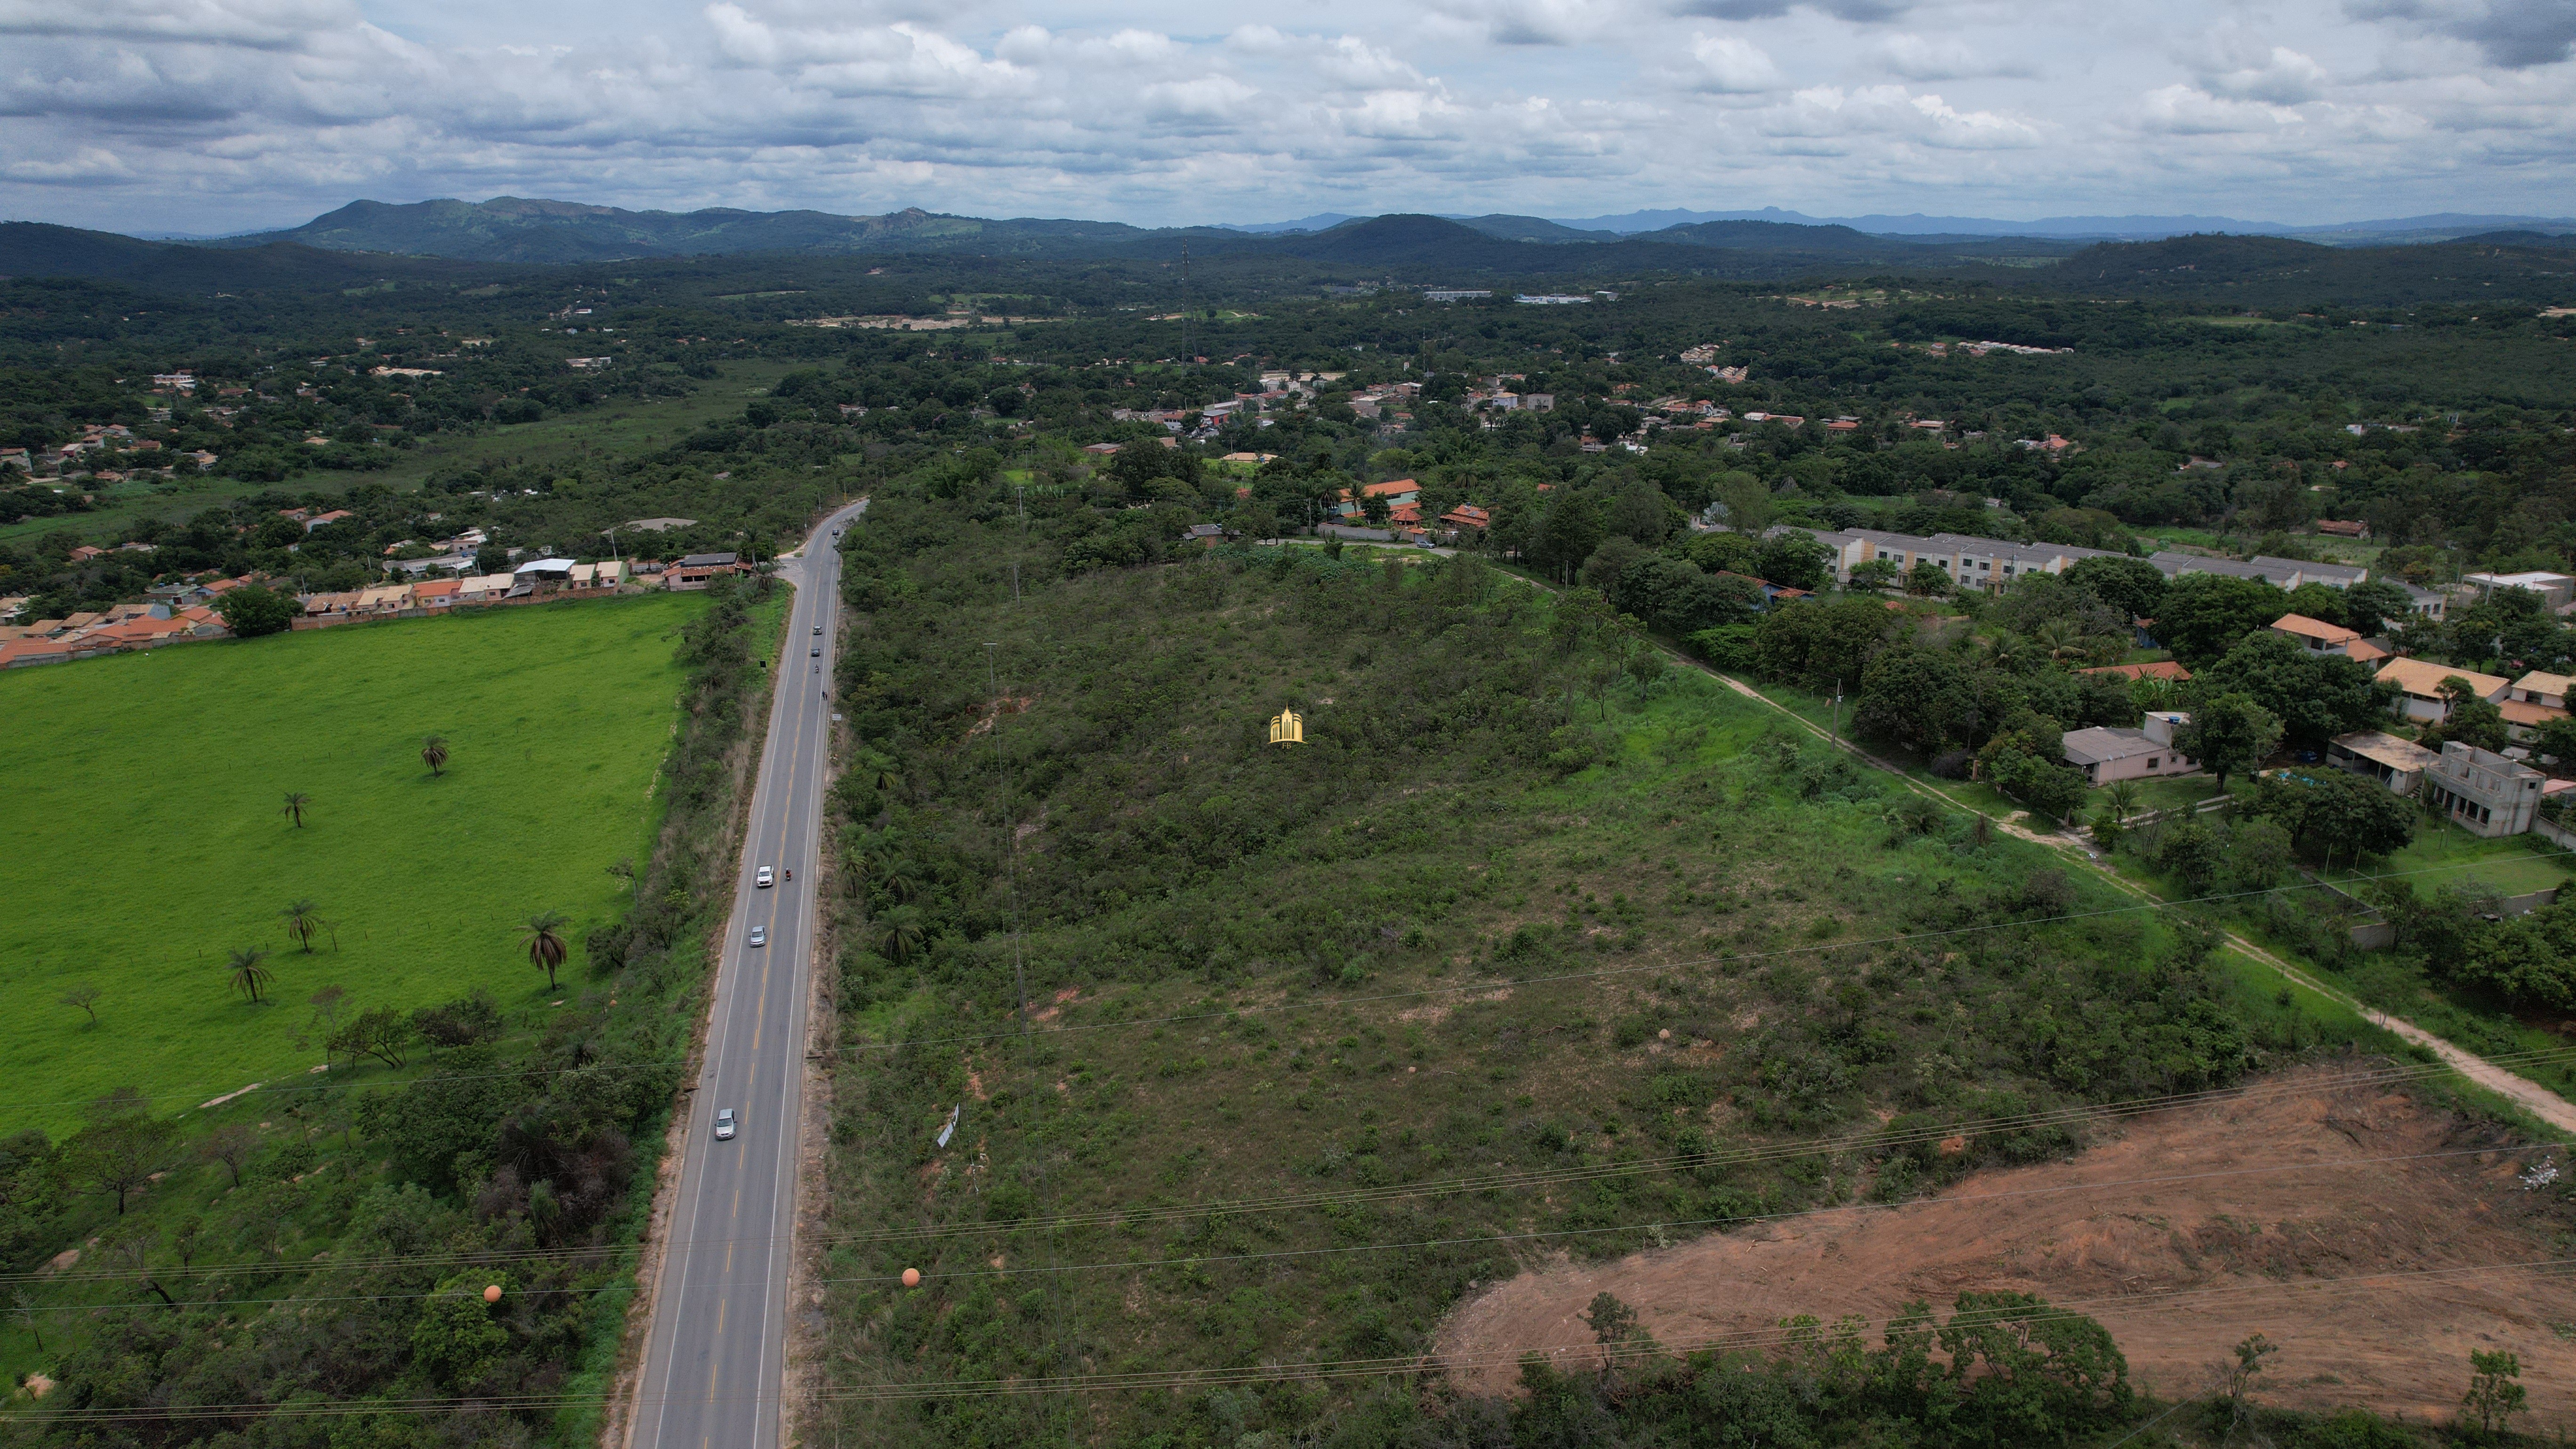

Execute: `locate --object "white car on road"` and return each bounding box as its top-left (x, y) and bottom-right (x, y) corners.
top-left (756, 866), bottom-right (773, 888)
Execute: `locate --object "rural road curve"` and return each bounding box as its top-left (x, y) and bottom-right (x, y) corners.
top-left (627, 498), bottom-right (868, 1449)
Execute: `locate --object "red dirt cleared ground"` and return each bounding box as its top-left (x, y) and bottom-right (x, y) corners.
top-left (1436, 1068), bottom-right (2576, 1427)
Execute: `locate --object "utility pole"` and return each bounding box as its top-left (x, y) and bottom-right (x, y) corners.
top-left (1831, 678), bottom-right (1843, 748)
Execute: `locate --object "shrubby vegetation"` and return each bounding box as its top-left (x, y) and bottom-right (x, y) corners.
top-left (803, 483), bottom-right (2346, 1449)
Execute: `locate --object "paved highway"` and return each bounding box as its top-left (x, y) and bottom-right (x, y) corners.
top-left (628, 498), bottom-right (868, 1449)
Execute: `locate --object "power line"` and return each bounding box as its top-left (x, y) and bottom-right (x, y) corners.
top-left (25, 845), bottom-right (2571, 1117)
top-left (802, 1047), bottom-right (2576, 1250)
top-left (17, 1052), bottom-right (2555, 1296)
top-left (841, 1138), bottom-right (2565, 1287)
top-left (821, 846), bottom-right (2576, 1058)
top-left (16, 1256), bottom-right (2571, 1421)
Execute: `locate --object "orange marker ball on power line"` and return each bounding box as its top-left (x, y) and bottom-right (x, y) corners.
top-left (483, 1285), bottom-right (503, 1303)
top-left (901, 1268), bottom-right (921, 1288)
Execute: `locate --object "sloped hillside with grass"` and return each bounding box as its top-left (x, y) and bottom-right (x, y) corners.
top-left (806, 492), bottom-right (2379, 1448)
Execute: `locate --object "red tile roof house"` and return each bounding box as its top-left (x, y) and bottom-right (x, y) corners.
top-left (67, 545), bottom-right (105, 562)
top-left (412, 579), bottom-right (463, 610)
top-left (2269, 613), bottom-right (2385, 659)
top-left (1335, 479), bottom-right (1421, 519)
top-left (0, 636), bottom-right (73, 668)
top-left (2081, 660), bottom-right (2194, 682)
top-left (1441, 505), bottom-right (1492, 531)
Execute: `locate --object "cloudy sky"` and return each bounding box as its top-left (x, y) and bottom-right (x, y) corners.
top-left (3, 0), bottom-right (2571, 234)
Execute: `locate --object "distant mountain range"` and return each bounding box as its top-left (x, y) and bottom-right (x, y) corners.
top-left (1219, 207), bottom-right (2576, 245)
top-left (6, 201), bottom-right (2572, 306)
top-left (154, 197), bottom-right (2099, 268)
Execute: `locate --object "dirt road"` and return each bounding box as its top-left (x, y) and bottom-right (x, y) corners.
top-left (1696, 666), bottom-right (2576, 1135)
top-left (1434, 1069), bottom-right (2576, 1424)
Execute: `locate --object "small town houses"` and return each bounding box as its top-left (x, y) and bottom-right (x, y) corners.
top-left (0, 552), bottom-right (721, 669)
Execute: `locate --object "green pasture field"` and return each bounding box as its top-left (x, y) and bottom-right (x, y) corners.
top-left (2324, 822), bottom-right (2574, 898)
top-left (0, 591), bottom-right (707, 1129)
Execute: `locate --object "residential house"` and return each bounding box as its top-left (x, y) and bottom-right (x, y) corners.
top-left (390, 554), bottom-right (474, 578)
top-left (669, 552), bottom-right (741, 590)
top-left (568, 561), bottom-right (625, 590)
top-left (2268, 613), bottom-right (2388, 662)
top-left (1795, 526), bottom-right (2127, 591)
top-left (0, 636), bottom-right (73, 668)
top-left (302, 590), bottom-right (362, 619)
top-left (1335, 478), bottom-right (1420, 520)
top-left (2062, 723), bottom-right (2197, 784)
top-left (354, 585), bottom-right (413, 614)
top-left (2327, 730), bottom-right (2439, 795)
top-left (2503, 671), bottom-right (2571, 743)
top-left (2424, 741), bottom-right (2544, 838)
top-left (2148, 551), bottom-right (2367, 591)
top-left (67, 545), bottom-right (105, 563)
top-left (2374, 658), bottom-right (2509, 724)
top-left (413, 579), bottom-right (462, 609)
top-left (1714, 572), bottom-right (1809, 605)
top-left (304, 510), bottom-right (355, 532)
top-left (2081, 660), bottom-right (2193, 683)
top-left (1441, 504), bottom-right (1492, 532)
top-left (2463, 571), bottom-right (2575, 608)
top-left (2315, 519), bottom-right (2369, 538)
top-left (456, 573), bottom-right (516, 604)
top-left (1178, 523), bottom-right (1237, 549)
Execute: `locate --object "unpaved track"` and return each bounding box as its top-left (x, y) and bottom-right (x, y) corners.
top-left (1694, 664), bottom-right (2576, 1135)
top-left (1435, 1069), bottom-right (2576, 1424)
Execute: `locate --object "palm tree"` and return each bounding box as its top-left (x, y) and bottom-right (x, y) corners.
top-left (2105, 779), bottom-right (2143, 822)
top-left (520, 911), bottom-right (571, 990)
top-left (280, 791), bottom-right (311, 828)
top-left (877, 860), bottom-right (921, 903)
top-left (281, 899), bottom-right (326, 953)
top-left (2032, 620), bottom-right (2087, 664)
top-left (421, 734), bottom-right (450, 778)
top-left (874, 905), bottom-right (925, 966)
top-left (227, 947), bottom-right (274, 1003)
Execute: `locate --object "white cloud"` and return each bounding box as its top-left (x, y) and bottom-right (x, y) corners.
top-left (2135, 83), bottom-right (2309, 134)
top-left (1687, 33), bottom-right (1783, 91)
top-left (0, 0), bottom-right (2568, 232)
top-left (2349, 0), bottom-right (2576, 68)
top-left (2182, 27), bottom-right (2334, 103)
top-left (1869, 33), bottom-right (2037, 80)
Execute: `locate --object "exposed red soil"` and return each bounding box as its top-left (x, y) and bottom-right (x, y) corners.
top-left (1435, 1069), bottom-right (2576, 1426)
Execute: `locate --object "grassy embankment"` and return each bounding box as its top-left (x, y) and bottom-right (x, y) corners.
top-left (807, 502), bottom-right (2387, 1448)
top-left (0, 592), bottom-right (704, 1120)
